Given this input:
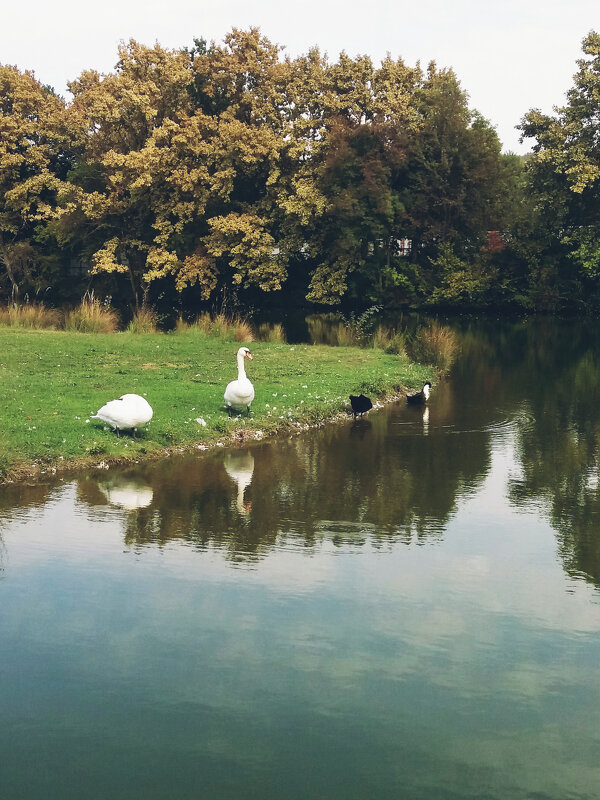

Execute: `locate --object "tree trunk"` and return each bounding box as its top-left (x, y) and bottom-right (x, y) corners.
top-left (0, 237), bottom-right (20, 300)
top-left (127, 265), bottom-right (139, 311)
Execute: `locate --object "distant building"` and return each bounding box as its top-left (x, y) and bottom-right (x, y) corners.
top-left (396, 238), bottom-right (412, 257)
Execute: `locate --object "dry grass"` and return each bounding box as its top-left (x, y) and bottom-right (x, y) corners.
top-left (64, 293), bottom-right (119, 333)
top-left (0, 302), bottom-right (62, 329)
top-left (408, 322), bottom-right (459, 371)
top-left (256, 322), bottom-right (286, 343)
top-left (176, 312), bottom-right (255, 342)
top-left (127, 307), bottom-right (159, 334)
top-left (232, 317), bottom-right (254, 342)
top-left (372, 325), bottom-right (407, 356)
top-left (306, 314), bottom-right (362, 347)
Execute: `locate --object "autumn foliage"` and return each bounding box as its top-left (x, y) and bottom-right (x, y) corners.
top-left (1, 29), bottom-right (599, 311)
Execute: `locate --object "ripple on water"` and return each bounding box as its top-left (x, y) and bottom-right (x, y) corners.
top-left (391, 406), bottom-right (536, 438)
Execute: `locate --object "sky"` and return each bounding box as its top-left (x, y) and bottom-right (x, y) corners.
top-left (1, 0), bottom-right (597, 154)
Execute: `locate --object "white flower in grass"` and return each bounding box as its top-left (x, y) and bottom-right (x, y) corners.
top-left (195, 417), bottom-right (207, 426)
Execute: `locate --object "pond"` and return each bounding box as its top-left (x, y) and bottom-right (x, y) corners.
top-left (1, 317), bottom-right (600, 800)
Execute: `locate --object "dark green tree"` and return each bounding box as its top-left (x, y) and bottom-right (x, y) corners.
top-left (519, 31), bottom-right (600, 309)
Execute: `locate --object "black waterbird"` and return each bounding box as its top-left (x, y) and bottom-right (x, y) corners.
top-left (406, 382), bottom-right (432, 405)
top-left (350, 394), bottom-right (373, 417)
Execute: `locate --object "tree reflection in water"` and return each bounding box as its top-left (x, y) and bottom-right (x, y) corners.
top-left (2, 317), bottom-right (599, 589)
top-left (449, 316), bottom-right (600, 588)
top-left (74, 382), bottom-right (491, 562)
top-left (502, 323), bottom-right (600, 588)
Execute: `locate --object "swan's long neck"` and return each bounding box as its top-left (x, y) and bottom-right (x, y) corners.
top-left (237, 351), bottom-right (247, 380)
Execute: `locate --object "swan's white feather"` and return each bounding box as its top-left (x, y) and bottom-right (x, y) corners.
top-left (92, 393), bottom-right (153, 431)
top-left (224, 377), bottom-right (255, 409)
top-left (224, 347), bottom-right (255, 411)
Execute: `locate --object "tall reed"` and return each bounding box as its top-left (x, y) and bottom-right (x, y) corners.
top-left (0, 302), bottom-right (61, 329)
top-left (176, 312), bottom-right (254, 342)
top-left (64, 293), bottom-right (119, 333)
top-left (256, 322), bottom-right (286, 343)
top-left (126, 307), bottom-right (159, 334)
top-left (408, 322), bottom-right (459, 371)
top-left (372, 325), bottom-right (407, 356)
top-left (306, 314), bottom-right (360, 346)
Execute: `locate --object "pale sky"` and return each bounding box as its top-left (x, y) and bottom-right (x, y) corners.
top-left (1, 0), bottom-right (597, 153)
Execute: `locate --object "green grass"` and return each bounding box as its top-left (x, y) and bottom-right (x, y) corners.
top-left (0, 328), bottom-right (432, 480)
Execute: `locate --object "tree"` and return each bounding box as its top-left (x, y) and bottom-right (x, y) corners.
top-left (0, 29), bottom-right (519, 311)
top-left (0, 65), bottom-right (74, 298)
top-left (60, 40), bottom-right (195, 309)
top-left (519, 31), bottom-right (600, 306)
top-left (63, 34), bottom-right (287, 309)
top-left (283, 53), bottom-right (420, 304)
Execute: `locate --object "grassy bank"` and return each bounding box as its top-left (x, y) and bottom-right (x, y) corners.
top-left (0, 328), bottom-right (433, 482)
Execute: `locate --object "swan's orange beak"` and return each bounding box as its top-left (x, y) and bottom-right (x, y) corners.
top-left (245, 351), bottom-right (253, 360)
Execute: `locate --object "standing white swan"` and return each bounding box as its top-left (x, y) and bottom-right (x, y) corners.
top-left (92, 393), bottom-right (153, 436)
top-left (224, 346), bottom-right (254, 414)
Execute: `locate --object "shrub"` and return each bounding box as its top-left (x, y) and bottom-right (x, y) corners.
top-left (64, 293), bottom-right (119, 333)
top-left (343, 305), bottom-right (382, 344)
top-left (0, 302), bottom-right (61, 329)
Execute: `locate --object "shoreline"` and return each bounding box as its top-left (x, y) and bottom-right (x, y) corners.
top-left (1, 328), bottom-right (436, 488)
top-left (1, 390), bottom-right (411, 487)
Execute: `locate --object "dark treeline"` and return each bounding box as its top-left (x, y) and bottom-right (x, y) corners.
top-left (0, 29), bottom-right (599, 315)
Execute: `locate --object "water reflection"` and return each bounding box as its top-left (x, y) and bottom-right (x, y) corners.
top-left (1, 318), bottom-right (599, 588)
top-left (422, 405), bottom-right (430, 434)
top-left (0, 481), bottom-right (54, 516)
top-left (103, 481), bottom-right (153, 510)
top-left (494, 322), bottom-right (600, 588)
top-left (2, 318), bottom-right (600, 800)
top-left (68, 389), bottom-right (490, 560)
top-left (223, 451), bottom-right (254, 516)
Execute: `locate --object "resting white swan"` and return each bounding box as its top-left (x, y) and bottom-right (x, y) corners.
top-left (224, 346), bottom-right (254, 414)
top-left (92, 393), bottom-right (153, 436)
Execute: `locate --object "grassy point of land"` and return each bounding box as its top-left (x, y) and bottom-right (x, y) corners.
top-left (0, 328), bottom-right (433, 483)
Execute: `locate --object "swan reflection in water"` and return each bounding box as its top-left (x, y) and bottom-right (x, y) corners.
top-left (422, 405), bottom-right (430, 435)
top-left (223, 450), bottom-right (255, 515)
top-left (77, 474), bottom-right (154, 511)
top-left (100, 481), bottom-right (154, 510)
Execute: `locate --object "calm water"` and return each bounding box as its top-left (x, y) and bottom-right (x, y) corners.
top-left (1, 318), bottom-right (600, 800)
